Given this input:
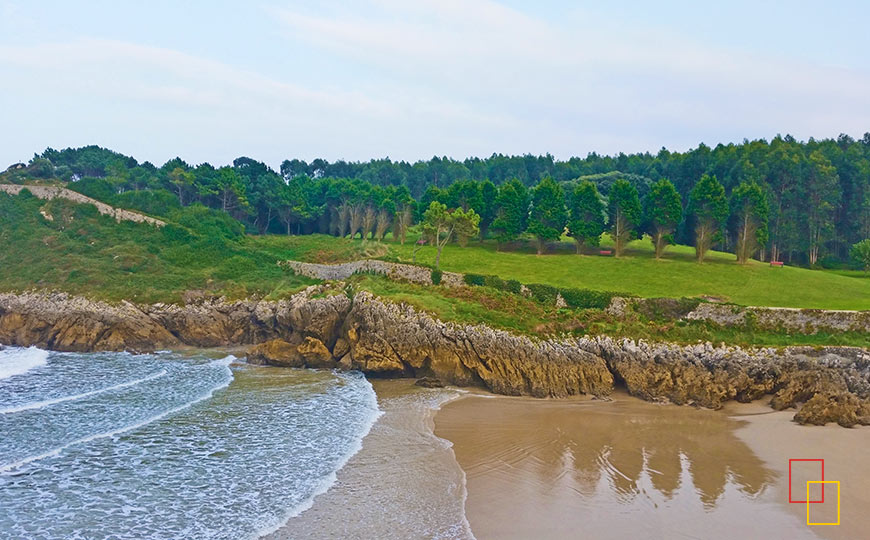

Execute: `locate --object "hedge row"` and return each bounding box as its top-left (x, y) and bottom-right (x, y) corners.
top-left (462, 273), bottom-right (622, 310)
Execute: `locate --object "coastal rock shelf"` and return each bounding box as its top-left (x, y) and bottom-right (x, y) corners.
top-left (1, 289), bottom-right (868, 426)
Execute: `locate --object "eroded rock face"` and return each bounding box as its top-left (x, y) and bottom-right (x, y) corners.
top-left (0, 293), bottom-right (179, 352)
top-left (1, 289), bottom-right (868, 426)
top-left (580, 338), bottom-right (870, 424)
top-left (340, 292), bottom-right (613, 398)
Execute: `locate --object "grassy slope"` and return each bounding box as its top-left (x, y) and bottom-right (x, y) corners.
top-left (381, 234), bottom-right (870, 310)
top-left (0, 192), bottom-right (319, 303)
top-left (1, 188), bottom-right (868, 312)
top-left (349, 274), bottom-right (869, 347)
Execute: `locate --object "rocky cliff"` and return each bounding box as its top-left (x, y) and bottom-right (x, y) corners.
top-left (1, 289), bottom-right (868, 426)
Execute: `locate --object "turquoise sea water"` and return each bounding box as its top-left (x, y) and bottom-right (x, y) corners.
top-left (0, 346), bottom-right (380, 540)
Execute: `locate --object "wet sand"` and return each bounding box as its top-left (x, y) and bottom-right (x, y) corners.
top-left (726, 401), bottom-right (870, 540)
top-left (267, 379), bottom-right (472, 540)
top-left (434, 391), bottom-right (870, 540)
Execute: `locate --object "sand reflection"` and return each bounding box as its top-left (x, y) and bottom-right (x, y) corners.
top-left (435, 394), bottom-right (814, 540)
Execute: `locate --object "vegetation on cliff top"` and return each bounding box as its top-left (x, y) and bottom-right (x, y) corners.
top-left (0, 190), bottom-right (316, 303)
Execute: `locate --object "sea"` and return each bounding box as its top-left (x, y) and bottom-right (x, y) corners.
top-left (0, 346), bottom-right (382, 540)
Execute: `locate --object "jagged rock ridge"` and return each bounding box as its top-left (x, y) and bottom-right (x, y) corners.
top-left (1, 288), bottom-right (868, 426)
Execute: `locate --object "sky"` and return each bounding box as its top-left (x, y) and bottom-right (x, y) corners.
top-left (1, 0), bottom-right (869, 169)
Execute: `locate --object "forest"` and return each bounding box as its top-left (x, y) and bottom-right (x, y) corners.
top-left (4, 132), bottom-right (870, 268)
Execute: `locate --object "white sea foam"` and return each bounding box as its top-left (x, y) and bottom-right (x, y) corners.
top-left (0, 369), bottom-right (168, 415)
top-left (0, 346), bottom-right (49, 381)
top-left (0, 356), bottom-right (234, 474)
top-left (251, 372), bottom-right (384, 540)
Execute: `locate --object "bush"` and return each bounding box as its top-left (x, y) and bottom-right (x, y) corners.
top-left (169, 204), bottom-right (244, 241)
top-left (213, 255), bottom-right (259, 280)
top-left (526, 283), bottom-right (559, 303)
top-left (633, 297), bottom-right (701, 319)
top-left (431, 268), bottom-right (443, 285)
top-left (114, 189), bottom-right (180, 217)
top-left (558, 287), bottom-right (621, 310)
top-left (505, 279), bottom-right (522, 294)
top-left (484, 275), bottom-right (507, 290)
top-left (69, 176), bottom-right (116, 201)
top-left (464, 273), bottom-right (486, 286)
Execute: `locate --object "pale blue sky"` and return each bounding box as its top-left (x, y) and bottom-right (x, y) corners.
top-left (1, 1), bottom-right (868, 169)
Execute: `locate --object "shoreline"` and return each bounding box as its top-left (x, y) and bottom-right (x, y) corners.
top-left (265, 379), bottom-right (474, 540)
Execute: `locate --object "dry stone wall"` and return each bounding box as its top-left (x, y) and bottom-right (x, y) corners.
top-left (280, 259), bottom-right (464, 287)
top-left (0, 184), bottom-right (165, 226)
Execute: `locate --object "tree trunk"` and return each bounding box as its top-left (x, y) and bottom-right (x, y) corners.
top-left (536, 238), bottom-right (544, 255)
top-left (435, 245), bottom-right (442, 269)
top-left (575, 239), bottom-right (583, 254)
top-left (657, 232), bottom-right (663, 259)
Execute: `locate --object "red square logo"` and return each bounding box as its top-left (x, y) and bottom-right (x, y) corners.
top-left (788, 459), bottom-right (824, 504)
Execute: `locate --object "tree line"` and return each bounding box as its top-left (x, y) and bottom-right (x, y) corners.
top-left (6, 132), bottom-right (870, 267)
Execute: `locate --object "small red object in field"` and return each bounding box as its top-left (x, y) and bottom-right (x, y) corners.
top-left (599, 250), bottom-right (612, 255)
top-left (770, 261), bottom-right (784, 267)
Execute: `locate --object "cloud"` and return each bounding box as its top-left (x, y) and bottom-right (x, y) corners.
top-left (272, 0), bottom-right (870, 148)
top-left (1, 1), bottom-right (868, 168)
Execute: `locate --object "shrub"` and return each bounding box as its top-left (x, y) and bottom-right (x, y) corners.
top-left (114, 189), bottom-right (180, 217)
top-left (556, 288), bottom-right (623, 310)
top-left (69, 176), bottom-right (116, 201)
top-left (484, 275), bottom-right (507, 290)
top-left (633, 297), bottom-right (701, 319)
top-left (464, 273), bottom-right (486, 286)
top-left (504, 279), bottom-right (522, 294)
top-left (526, 283), bottom-right (559, 303)
top-left (213, 255), bottom-right (260, 280)
top-left (431, 268), bottom-right (443, 285)
top-left (169, 204), bottom-right (244, 241)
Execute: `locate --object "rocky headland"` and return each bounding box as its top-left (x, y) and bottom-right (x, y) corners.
top-left (1, 287), bottom-right (868, 426)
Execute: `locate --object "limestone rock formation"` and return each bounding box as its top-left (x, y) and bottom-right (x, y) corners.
top-left (1, 288), bottom-right (868, 426)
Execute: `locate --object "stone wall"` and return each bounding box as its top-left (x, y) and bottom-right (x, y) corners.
top-left (684, 303), bottom-right (870, 333)
top-left (0, 184), bottom-right (165, 226)
top-left (280, 259), bottom-right (464, 287)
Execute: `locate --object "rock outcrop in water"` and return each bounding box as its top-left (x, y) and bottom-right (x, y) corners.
top-left (1, 288), bottom-right (868, 426)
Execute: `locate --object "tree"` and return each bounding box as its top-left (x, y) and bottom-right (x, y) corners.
top-left (527, 177), bottom-right (566, 255)
top-left (214, 167), bottom-right (247, 212)
top-left (566, 180), bottom-right (605, 254)
top-left (478, 180), bottom-right (498, 240)
top-left (491, 179), bottom-right (529, 248)
top-left (800, 151), bottom-right (840, 265)
top-left (607, 179), bottom-right (641, 257)
top-left (642, 179), bottom-right (682, 259)
top-left (422, 201), bottom-right (455, 269)
top-left (688, 174), bottom-right (728, 262)
top-left (374, 192), bottom-right (395, 241)
top-left (730, 180), bottom-right (769, 264)
top-left (168, 166), bottom-right (195, 206)
top-left (452, 207), bottom-right (481, 247)
top-left (850, 239), bottom-right (870, 272)
top-left (277, 179), bottom-right (310, 235)
top-left (391, 185), bottom-right (414, 244)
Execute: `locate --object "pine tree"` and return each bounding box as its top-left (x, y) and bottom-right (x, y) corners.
top-left (566, 180), bottom-right (605, 254)
top-left (689, 174), bottom-right (728, 262)
top-left (527, 177), bottom-right (567, 255)
top-left (607, 179), bottom-right (641, 257)
top-left (642, 178), bottom-right (682, 259)
top-left (730, 180), bottom-right (769, 263)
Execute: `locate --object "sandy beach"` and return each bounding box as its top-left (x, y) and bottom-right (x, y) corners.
top-left (267, 379), bottom-right (473, 540)
top-left (434, 391), bottom-right (870, 540)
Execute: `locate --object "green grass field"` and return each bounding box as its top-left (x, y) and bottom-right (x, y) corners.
top-left (232, 232), bottom-right (870, 310)
top-left (378, 233), bottom-right (870, 310)
top-left (2, 188), bottom-right (868, 311)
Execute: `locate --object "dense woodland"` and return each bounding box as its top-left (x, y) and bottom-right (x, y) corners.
top-left (4, 133), bottom-right (870, 267)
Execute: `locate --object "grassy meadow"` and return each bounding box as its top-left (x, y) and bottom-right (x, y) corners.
top-left (2, 189), bottom-right (869, 315)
